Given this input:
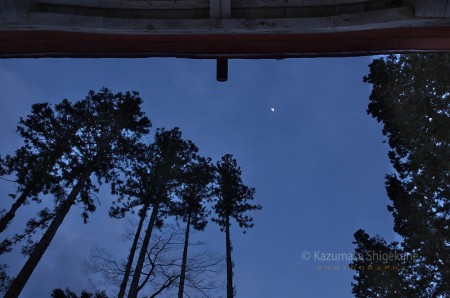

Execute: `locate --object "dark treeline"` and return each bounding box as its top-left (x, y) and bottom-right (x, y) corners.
top-left (351, 54), bottom-right (450, 297)
top-left (0, 88), bottom-right (261, 298)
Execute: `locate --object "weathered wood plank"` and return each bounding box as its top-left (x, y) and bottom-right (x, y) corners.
top-left (8, 7), bottom-right (450, 35)
top-left (221, 0), bottom-right (231, 18)
top-left (2, 26), bottom-right (450, 59)
top-left (34, 0), bottom-right (209, 10)
top-left (0, 0), bottom-right (29, 23)
top-left (231, 0), bottom-right (387, 9)
top-left (445, 0), bottom-right (450, 17)
top-left (414, 0), bottom-right (447, 17)
top-left (210, 0), bottom-right (221, 17)
top-left (33, 0), bottom-right (393, 11)
top-left (33, 5), bottom-right (209, 19)
top-left (0, 0), bottom-right (15, 23)
top-left (210, 0), bottom-right (230, 18)
top-left (232, 4), bottom-right (370, 19)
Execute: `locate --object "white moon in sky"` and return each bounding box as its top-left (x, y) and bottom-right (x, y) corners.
top-left (270, 108), bottom-right (275, 112)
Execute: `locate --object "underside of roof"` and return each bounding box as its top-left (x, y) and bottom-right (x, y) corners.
top-left (1, 0), bottom-right (450, 58)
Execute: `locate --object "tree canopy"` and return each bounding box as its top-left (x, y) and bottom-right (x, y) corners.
top-left (3, 88), bottom-right (151, 298)
top-left (213, 154), bottom-right (261, 298)
top-left (352, 54), bottom-right (450, 297)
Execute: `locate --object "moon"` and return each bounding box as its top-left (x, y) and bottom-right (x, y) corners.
top-left (270, 107), bottom-right (275, 112)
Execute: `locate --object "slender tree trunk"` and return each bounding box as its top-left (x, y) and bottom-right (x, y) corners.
top-left (178, 213), bottom-right (191, 298)
top-left (118, 205), bottom-right (148, 298)
top-left (0, 187), bottom-right (31, 233)
top-left (127, 199), bottom-right (161, 298)
top-left (225, 216), bottom-right (234, 298)
top-left (4, 171), bottom-right (91, 298)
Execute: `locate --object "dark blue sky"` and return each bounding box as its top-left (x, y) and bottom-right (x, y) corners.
top-left (0, 57), bottom-right (396, 297)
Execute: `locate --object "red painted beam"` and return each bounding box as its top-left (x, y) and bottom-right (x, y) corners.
top-left (1, 27), bottom-right (450, 58)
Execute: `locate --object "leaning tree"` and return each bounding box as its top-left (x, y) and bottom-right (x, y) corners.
top-left (4, 88), bottom-right (151, 298)
top-left (0, 101), bottom-right (80, 234)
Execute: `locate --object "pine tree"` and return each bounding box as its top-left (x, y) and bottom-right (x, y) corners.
top-left (173, 156), bottom-right (214, 298)
top-left (109, 141), bottom-right (151, 298)
top-left (0, 101), bottom-right (79, 234)
top-left (112, 127), bottom-right (198, 298)
top-left (4, 88), bottom-right (150, 297)
top-left (212, 154), bottom-right (261, 298)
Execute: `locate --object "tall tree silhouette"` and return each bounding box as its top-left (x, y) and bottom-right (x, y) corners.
top-left (110, 140), bottom-right (161, 298)
top-left (172, 156), bottom-right (214, 298)
top-left (4, 88), bottom-right (150, 298)
top-left (110, 140), bottom-right (160, 298)
top-left (0, 102), bottom-right (79, 234)
top-left (113, 127), bottom-right (198, 298)
top-left (212, 154), bottom-right (261, 298)
top-left (352, 54), bottom-right (450, 297)
top-left (109, 141), bottom-right (150, 298)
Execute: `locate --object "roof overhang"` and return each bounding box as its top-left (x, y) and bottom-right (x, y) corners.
top-left (1, 0), bottom-right (450, 59)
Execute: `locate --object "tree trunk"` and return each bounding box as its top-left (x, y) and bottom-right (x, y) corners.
top-left (225, 216), bottom-right (234, 298)
top-left (0, 186), bottom-right (31, 233)
top-left (118, 205), bottom-right (148, 298)
top-left (127, 199), bottom-right (161, 298)
top-left (4, 171), bottom-right (91, 298)
top-left (178, 213), bottom-right (191, 298)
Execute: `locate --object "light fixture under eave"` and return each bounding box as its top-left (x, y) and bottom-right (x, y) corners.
top-left (217, 59), bottom-right (228, 82)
